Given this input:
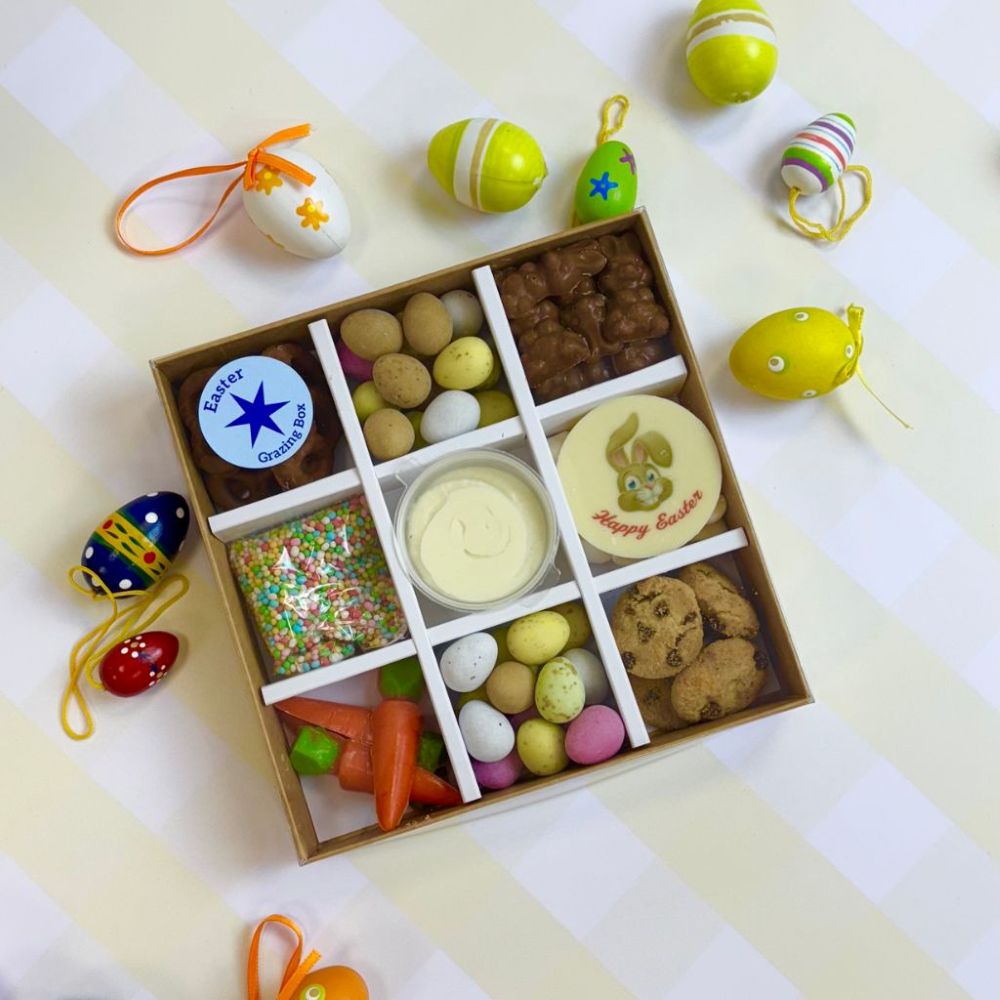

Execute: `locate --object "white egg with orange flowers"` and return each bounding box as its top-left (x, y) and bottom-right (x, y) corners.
top-left (242, 147), bottom-right (351, 259)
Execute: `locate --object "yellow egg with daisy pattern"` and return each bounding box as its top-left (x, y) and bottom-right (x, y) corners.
top-left (241, 147), bottom-right (351, 258)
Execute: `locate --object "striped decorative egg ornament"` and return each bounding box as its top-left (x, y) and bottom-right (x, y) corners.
top-left (780, 113), bottom-right (873, 243)
top-left (427, 118), bottom-right (547, 213)
top-left (685, 0), bottom-right (778, 105)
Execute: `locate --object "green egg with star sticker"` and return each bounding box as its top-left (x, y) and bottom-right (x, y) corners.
top-left (574, 140), bottom-right (637, 223)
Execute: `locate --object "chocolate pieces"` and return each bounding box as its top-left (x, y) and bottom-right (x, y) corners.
top-left (497, 233), bottom-right (671, 401)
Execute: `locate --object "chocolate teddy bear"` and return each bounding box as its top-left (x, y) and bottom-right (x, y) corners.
top-left (497, 233), bottom-right (671, 401)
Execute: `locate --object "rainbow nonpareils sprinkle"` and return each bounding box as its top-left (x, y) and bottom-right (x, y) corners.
top-left (229, 496), bottom-right (407, 677)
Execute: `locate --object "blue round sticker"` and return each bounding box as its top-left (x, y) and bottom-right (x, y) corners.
top-left (197, 355), bottom-right (314, 470)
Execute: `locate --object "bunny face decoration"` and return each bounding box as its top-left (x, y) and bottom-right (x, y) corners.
top-left (605, 412), bottom-right (674, 512)
top-left (556, 395), bottom-right (723, 559)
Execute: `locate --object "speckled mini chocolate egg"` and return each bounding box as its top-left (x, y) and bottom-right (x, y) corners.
top-left (81, 491), bottom-right (189, 594)
top-left (340, 309), bottom-right (403, 361)
top-left (516, 718), bottom-right (568, 776)
top-left (420, 390), bottom-right (480, 444)
top-left (565, 705), bottom-right (625, 764)
top-left (433, 337), bottom-right (494, 390)
top-left (561, 648), bottom-right (609, 706)
top-left (486, 660), bottom-right (535, 714)
top-left (403, 292), bottom-right (453, 356)
top-left (363, 408), bottom-right (414, 461)
top-left (506, 611), bottom-right (571, 666)
top-left (372, 353), bottom-right (432, 408)
top-left (440, 632), bottom-right (498, 692)
top-left (440, 290), bottom-right (484, 337)
top-left (535, 656), bottom-right (585, 724)
top-left (459, 700), bottom-right (515, 762)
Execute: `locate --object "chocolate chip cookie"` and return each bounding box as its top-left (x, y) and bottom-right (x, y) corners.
top-left (629, 675), bottom-right (690, 732)
top-left (677, 562), bottom-right (759, 639)
top-left (670, 638), bottom-right (766, 723)
top-left (611, 576), bottom-right (703, 679)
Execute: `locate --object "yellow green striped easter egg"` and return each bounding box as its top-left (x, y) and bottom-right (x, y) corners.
top-left (686, 0), bottom-right (778, 104)
top-left (428, 118), bottom-right (547, 213)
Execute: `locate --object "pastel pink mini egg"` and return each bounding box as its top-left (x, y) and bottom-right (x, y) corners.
top-left (472, 749), bottom-right (522, 790)
top-left (565, 705), bottom-right (625, 765)
top-left (337, 338), bottom-right (374, 381)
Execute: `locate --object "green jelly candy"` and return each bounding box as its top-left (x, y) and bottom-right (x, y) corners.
top-left (379, 656), bottom-right (424, 700)
top-left (417, 731), bottom-right (445, 773)
top-left (290, 726), bottom-right (340, 776)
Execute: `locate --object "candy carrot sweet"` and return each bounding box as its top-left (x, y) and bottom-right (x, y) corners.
top-left (277, 697), bottom-right (372, 741)
top-left (290, 727), bottom-right (460, 807)
top-left (371, 699), bottom-right (421, 831)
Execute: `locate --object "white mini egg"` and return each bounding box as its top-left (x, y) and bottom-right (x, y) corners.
top-left (420, 390), bottom-right (480, 444)
top-left (440, 632), bottom-right (498, 692)
top-left (459, 700), bottom-right (515, 762)
top-left (241, 148), bottom-right (350, 259)
top-left (441, 290), bottom-right (485, 338)
top-left (561, 648), bottom-right (610, 706)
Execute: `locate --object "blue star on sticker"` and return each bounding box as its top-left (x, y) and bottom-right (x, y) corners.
top-left (588, 171), bottom-right (619, 201)
top-left (225, 381), bottom-right (289, 446)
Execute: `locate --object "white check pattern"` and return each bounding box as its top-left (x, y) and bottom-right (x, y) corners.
top-left (1, 1), bottom-right (997, 997)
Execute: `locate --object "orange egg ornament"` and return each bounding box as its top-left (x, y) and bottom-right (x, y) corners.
top-left (293, 966), bottom-right (369, 1000)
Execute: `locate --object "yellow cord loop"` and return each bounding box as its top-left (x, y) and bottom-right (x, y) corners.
top-left (596, 95), bottom-right (630, 146)
top-left (788, 165), bottom-right (873, 243)
top-left (854, 366), bottom-right (913, 429)
top-left (61, 568), bottom-right (189, 740)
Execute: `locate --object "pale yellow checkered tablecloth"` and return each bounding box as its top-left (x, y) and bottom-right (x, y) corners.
top-left (1, 1), bottom-right (997, 997)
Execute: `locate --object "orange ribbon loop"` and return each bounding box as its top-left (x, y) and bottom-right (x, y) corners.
top-left (115, 124), bottom-right (315, 256)
top-left (247, 914), bottom-right (322, 1000)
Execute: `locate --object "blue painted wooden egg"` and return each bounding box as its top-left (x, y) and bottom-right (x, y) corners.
top-left (81, 491), bottom-right (190, 594)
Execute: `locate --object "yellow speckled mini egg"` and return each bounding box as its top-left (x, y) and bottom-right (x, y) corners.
top-left (241, 148), bottom-right (350, 258)
top-left (535, 656), bottom-right (585, 724)
top-left (433, 337), bottom-right (494, 390)
top-left (685, 0), bottom-right (778, 105)
top-left (551, 601), bottom-right (591, 650)
top-left (428, 118), bottom-right (547, 213)
top-left (516, 718), bottom-right (568, 776)
top-left (507, 611), bottom-right (571, 666)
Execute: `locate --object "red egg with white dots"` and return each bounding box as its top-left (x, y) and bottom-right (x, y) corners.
top-left (99, 631), bottom-right (180, 697)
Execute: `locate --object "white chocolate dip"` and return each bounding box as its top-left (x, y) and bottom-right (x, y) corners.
top-left (404, 460), bottom-right (551, 605)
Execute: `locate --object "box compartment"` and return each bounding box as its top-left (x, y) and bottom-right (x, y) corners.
top-left (151, 210), bottom-right (810, 863)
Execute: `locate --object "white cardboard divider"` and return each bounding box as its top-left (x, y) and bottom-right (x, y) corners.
top-left (374, 414), bottom-right (524, 479)
top-left (309, 318), bottom-right (481, 805)
top-left (260, 639), bottom-right (418, 706)
top-left (425, 580), bottom-right (583, 648)
top-left (207, 357), bottom-right (687, 545)
top-left (593, 528), bottom-right (748, 594)
top-left (258, 527), bottom-right (750, 705)
top-left (473, 265), bottom-right (651, 750)
top-left (536, 355), bottom-right (688, 435)
top-left (209, 468), bottom-right (362, 543)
